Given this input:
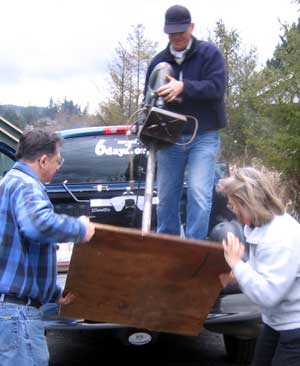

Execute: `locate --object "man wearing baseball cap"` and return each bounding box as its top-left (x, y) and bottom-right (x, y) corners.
top-left (144, 5), bottom-right (227, 241)
top-left (164, 4), bottom-right (192, 33)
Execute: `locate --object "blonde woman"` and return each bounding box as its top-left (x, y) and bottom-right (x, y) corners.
top-left (217, 167), bottom-right (300, 366)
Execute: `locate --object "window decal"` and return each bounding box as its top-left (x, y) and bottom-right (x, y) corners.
top-left (95, 139), bottom-right (147, 157)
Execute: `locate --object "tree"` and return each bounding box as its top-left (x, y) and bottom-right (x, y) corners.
top-left (264, 20), bottom-right (300, 104)
top-left (249, 19), bottom-right (300, 177)
top-left (98, 24), bottom-right (158, 125)
top-left (1, 108), bottom-right (25, 130)
top-left (127, 24), bottom-right (158, 111)
top-left (59, 98), bottom-right (81, 115)
top-left (47, 97), bottom-right (58, 119)
top-left (209, 20), bottom-right (259, 161)
top-left (237, 16), bottom-right (300, 216)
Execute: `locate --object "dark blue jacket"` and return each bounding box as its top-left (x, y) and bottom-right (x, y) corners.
top-left (145, 37), bottom-right (227, 134)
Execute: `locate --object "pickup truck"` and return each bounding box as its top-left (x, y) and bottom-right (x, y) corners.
top-left (0, 125), bottom-right (261, 364)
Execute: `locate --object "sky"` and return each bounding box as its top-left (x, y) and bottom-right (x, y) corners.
top-left (0, 0), bottom-right (298, 114)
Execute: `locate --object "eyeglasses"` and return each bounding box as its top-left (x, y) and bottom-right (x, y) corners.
top-left (57, 157), bottom-right (64, 169)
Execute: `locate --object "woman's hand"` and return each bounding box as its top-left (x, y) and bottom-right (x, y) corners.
top-left (219, 271), bottom-right (236, 288)
top-left (222, 232), bottom-right (245, 269)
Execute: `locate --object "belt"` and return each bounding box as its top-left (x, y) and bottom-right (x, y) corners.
top-left (0, 294), bottom-right (42, 308)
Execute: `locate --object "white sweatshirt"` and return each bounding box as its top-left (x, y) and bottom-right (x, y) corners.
top-left (233, 213), bottom-right (300, 331)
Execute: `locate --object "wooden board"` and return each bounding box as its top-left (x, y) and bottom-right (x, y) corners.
top-left (60, 223), bottom-right (229, 336)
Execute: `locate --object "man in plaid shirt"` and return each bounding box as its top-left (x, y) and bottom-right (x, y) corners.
top-left (0, 128), bottom-right (95, 366)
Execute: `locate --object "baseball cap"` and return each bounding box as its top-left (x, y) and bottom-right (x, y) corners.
top-left (164, 5), bottom-right (191, 34)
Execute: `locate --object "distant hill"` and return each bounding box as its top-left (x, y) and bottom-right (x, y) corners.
top-left (0, 104), bottom-right (48, 115)
top-left (0, 101), bottom-right (99, 130)
top-left (0, 104), bottom-right (53, 130)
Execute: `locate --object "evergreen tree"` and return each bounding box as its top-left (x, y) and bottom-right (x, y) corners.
top-left (98, 24), bottom-right (158, 125)
top-left (47, 97), bottom-right (58, 119)
top-left (210, 20), bottom-right (259, 161)
top-left (249, 19), bottom-right (300, 179)
top-left (1, 108), bottom-right (25, 130)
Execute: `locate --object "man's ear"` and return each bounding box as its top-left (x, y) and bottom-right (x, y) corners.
top-left (38, 154), bottom-right (48, 168)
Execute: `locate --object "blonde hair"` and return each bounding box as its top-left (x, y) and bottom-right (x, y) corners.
top-left (217, 167), bottom-right (285, 227)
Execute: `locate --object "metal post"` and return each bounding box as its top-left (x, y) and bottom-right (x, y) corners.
top-left (142, 144), bottom-right (157, 233)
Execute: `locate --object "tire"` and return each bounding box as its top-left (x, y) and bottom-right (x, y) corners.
top-left (223, 334), bottom-right (256, 364)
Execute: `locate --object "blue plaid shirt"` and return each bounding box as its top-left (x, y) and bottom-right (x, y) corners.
top-left (0, 161), bottom-right (86, 303)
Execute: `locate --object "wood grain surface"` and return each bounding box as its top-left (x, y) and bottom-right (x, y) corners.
top-left (60, 223), bottom-right (229, 336)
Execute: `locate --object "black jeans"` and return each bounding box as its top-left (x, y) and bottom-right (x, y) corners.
top-left (252, 323), bottom-right (300, 366)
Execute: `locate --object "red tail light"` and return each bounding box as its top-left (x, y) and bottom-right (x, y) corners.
top-left (103, 126), bottom-right (129, 135)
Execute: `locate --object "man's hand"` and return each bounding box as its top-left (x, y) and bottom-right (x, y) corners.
top-left (58, 292), bottom-right (75, 305)
top-left (79, 216), bottom-right (95, 242)
top-left (157, 75), bottom-right (184, 103)
top-left (222, 232), bottom-right (244, 269)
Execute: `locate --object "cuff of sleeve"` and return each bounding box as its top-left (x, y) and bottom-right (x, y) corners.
top-left (78, 218), bottom-right (87, 242)
top-left (232, 260), bottom-right (250, 284)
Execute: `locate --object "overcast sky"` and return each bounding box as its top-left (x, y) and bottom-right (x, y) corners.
top-left (0, 0), bottom-right (298, 113)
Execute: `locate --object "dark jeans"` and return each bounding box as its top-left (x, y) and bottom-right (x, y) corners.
top-left (252, 323), bottom-right (300, 366)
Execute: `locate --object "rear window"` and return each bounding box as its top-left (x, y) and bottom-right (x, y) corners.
top-left (51, 135), bottom-right (147, 184)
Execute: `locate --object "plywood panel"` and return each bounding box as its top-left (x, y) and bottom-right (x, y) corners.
top-left (60, 223), bottom-right (229, 336)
